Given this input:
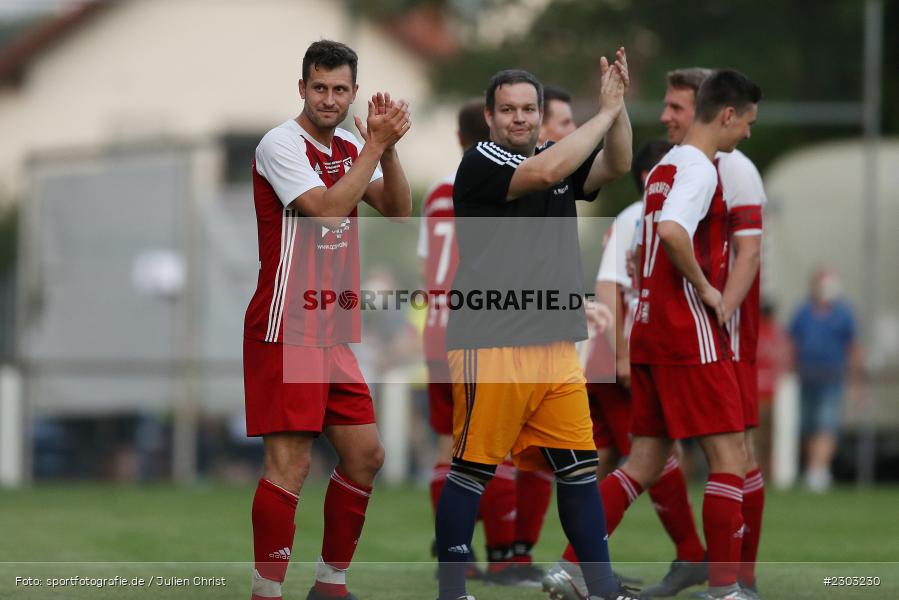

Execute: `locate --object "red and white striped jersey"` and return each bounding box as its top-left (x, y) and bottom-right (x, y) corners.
top-left (717, 149), bottom-right (766, 362)
top-left (244, 120), bottom-right (382, 346)
top-left (630, 145), bottom-right (732, 366)
top-left (417, 174), bottom-right (458, 362)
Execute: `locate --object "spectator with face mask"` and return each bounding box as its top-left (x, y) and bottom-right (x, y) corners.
top-left (789, 267), bottom-right (862, 492)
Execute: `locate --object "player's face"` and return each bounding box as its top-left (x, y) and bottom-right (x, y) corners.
top-left (539, 99), bottom-right (576, 144)
top-left (720, 104), bottom-right (758, 152)
top-left (486, 83), bottom-right (542, 155)
top-left (299, 64), bottom-right (358, 131)
top-left (660, 87), bottom-right (695, 145)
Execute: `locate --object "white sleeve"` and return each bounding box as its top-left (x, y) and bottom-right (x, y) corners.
top-left (255, 130), bottom-right (325, 207)
top-left (634, 204), bottom-right (644, 247)
top-left (597, 203), bottom-right (640, 286)
top-left (340, 129), bottom-right (384, 184)
top-left (719, 151), bottom-right (766, 209)
top-left (658, 162), bottom-right (717, 238)
top-left (719, 151), bottom-right (766, 237)
top-left (417, 215), bottom-right (428, 259)
top-left (597, 220), bottom-right (620, 284)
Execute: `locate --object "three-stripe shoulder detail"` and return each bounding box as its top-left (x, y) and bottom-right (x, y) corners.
top-left (475, 142), bottom-right (525, 168)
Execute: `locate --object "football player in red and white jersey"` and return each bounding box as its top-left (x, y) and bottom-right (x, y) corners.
top-left (243, 40), bottom-right (412, 600)
top-left (419, 100), bottom-right (525, 584)
top-left (633, 68), bottom-right (767, 599)
top-left (591, 70), bottom-right (762, 600)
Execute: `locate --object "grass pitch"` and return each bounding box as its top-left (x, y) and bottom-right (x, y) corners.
top-left (1, 482), bottom-right (897, 598)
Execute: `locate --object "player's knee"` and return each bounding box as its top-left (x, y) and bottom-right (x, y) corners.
top-left (367, 443), bottom-right (386, 473)
top-left (349, 442), bottom-right (384, 477)
top-left (640, 460), bottom-right (666, 488)
top-left (264, 456), bottom-right (310, 494)
top-left (541, 448), bottom-right (600, 484)
top-left (448, 459), bottom-right (496, 493)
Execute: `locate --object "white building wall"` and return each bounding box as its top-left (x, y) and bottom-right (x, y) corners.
top-left (0, 0), bottom-right (460, 202)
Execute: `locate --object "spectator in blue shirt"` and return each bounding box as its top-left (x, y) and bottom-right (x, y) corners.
top-left (789, 267), bottom-right (861, 492)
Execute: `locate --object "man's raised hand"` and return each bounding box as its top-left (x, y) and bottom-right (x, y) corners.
top-left (598, 55), bottom-right (625, 118)
top-left (355, 93), bottom-right (412, 149)
top-left (614, 47), bottom-right (629, 91)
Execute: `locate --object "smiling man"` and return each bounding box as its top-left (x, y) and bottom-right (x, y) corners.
top-left (243, 40), bottom-right (411, 600)
top-left (435, 50), bottom-right (636, 600)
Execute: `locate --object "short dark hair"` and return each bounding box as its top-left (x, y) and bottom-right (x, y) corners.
top-left (542, 85), bottom-right (571, 119)
top-left (666, 67), bottom-right (713, 93)
top-left (458, 99), bottom-right (490, 151)
top-left (302, 40), bottom-right (358, 83)
top-left (632, 139), bottom-right (674, 195)
top-left (485, 69), bottom-right (543, 112)
top-left (695, 69), bottom-right (763, 123)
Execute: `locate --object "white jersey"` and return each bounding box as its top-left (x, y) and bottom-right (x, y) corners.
top-left (597, 200), bottom-right (643, 290)
top-left (596, 200), bottom-right (643, 339)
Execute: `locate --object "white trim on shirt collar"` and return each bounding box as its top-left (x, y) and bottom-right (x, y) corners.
top-left (288, 119), bottom-right (333, 156)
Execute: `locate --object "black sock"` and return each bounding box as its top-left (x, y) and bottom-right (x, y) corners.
top-left (556, 478), bottom-right (617, 597)
top-left (435, 475), bottom-right (483, 600)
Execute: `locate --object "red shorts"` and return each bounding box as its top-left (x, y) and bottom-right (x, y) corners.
top-left (734, 360), bottom-right (759, 428)
top-left (427, 361), bottom-right (453, 435)
top-left (587, 382), bottom-right (632, 455)
top-left (631, 361), bottom-right (743, 439)
top-left (243, 338), bottom-right (374, 436)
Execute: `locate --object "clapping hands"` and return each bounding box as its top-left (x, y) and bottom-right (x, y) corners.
top-left (354, 92), bottom-right (412, 150)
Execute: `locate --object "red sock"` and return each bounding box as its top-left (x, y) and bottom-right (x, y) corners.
top-left (430, 462), bottom-right (450, 516)
top-left (648, 457), bottom-right (705, 563)
top-left (252, 478), bottom-right (298, 584)
top-left (480, 461), bottom-right (516, 571)
top-left (739, 469), bottom-right (765, 587)
top-left (315, 468), bottom-right (372, 597)
top-left (563, 469), bottom-right (643, 564)
top-left (513, 468), bottom-right (553, 563)
top-left (703, 473), bottom-right (744, 588)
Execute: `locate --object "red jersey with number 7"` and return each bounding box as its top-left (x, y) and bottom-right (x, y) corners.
top-left (417, 175), bottom-right (458, 362)
top-left (630, 144), bottom-right (733, 366)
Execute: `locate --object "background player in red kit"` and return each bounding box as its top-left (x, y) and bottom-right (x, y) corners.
top-left (243, 40), bottom-right (412, 600)
top-left (419, 100), bottom-right (522, 584)
top-left (585, 70), bottom-right (762, 600)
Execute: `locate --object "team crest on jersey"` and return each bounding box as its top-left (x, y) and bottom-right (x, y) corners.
top-left (323, 156), bottom-right (354, 175)
top-left (314, 163), bottom-right (322, 175)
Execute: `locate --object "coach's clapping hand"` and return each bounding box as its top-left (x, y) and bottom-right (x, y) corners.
top-left (614, 47), bottom-right (629, 91)
top-left (355, 92), bottom-right (412, 150)
top-left (598, 54), bottom-right (625, 118)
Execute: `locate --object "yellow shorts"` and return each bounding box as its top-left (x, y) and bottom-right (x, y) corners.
top-left (448, 341), bottom-right (595, 471)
